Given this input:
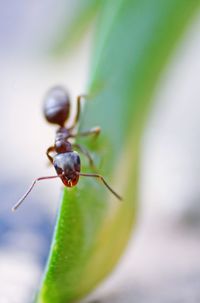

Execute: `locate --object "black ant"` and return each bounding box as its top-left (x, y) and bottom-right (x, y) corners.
top-left (12, 86), bottom-right (122, 211)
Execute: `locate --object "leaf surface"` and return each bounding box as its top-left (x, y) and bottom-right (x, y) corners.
top-left (37, 1), bottom-right (200, 302)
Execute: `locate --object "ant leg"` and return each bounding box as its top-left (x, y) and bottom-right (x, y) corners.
top-left (68, 94), bottom-right (87, 130)
top-left (77, 172), bottom-right (122, 201)
top-left (12, 174), bottom-right (63, 211)
top-left (46, 146), bottom-right (55, 164)
top-left (71, 126), bottom-right (101, 138)
top-left (73, 143), bottom-right (95, 169)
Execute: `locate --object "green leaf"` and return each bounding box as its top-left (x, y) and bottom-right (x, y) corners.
top-left (37, 1), bottom-right (200, 302)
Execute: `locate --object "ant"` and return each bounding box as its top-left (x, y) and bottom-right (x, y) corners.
top-left (12, 86), bottom-right (122, 211)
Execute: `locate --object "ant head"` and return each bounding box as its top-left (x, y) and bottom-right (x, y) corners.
top-left (43, 86), bottom-right (70, 127)
top-left (53, 151), bottom-right (81, 187)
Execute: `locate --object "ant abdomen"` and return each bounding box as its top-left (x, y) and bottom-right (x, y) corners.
top-left (43, 86), bottom-right (70, 126)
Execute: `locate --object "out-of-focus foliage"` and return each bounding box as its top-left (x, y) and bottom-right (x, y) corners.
top-left (52, 0), bottom-right (105, 55)
top-left (37, 1), bottom-right (200, 302)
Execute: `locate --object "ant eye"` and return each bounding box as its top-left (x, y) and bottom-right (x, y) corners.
top-left (53, 162), bottom-right (63, 175)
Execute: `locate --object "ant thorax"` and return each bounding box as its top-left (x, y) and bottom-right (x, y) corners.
top-left (55, 127), bottom-right (72, 153)
top-left (56, 127), bottom-right (70, 139)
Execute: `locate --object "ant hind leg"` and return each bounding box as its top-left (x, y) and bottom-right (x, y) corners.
top-left (68, 94), bottom-right (88, 130)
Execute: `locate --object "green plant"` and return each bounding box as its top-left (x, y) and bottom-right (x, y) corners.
top-left (36, 1), bottom-right (200, 302)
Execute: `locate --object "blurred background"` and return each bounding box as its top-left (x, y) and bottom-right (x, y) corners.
top-left (0, 1), bottom-right (91, 302)
top-left (0, 1), bottom-right (200, 303)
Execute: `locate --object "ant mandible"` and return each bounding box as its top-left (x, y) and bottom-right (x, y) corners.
top-left (12, 86), bottom-right (122, 211)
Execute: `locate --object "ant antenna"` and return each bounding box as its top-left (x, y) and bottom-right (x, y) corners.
top-left (12, 174), bottom-right (62, 211)
top-left (77, 172), bottom-right (122, 201)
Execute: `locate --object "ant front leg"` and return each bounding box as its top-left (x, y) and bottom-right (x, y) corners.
top-left (46, 146), bottom-right (55, 164)
top-left (73, 143), bottom-right (95, 169)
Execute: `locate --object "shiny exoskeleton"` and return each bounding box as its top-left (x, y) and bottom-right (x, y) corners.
top-left (12, 86), bottom-right (122, 211)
